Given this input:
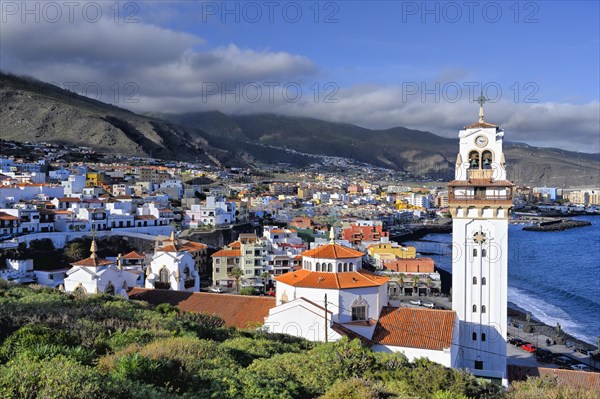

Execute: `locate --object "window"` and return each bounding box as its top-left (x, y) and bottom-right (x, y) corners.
top-left (469, 151), bottom-right (480, 169)
top-left (473, 248), bottom-right (477, 257)
top-left (482, 248), bottom-right (487, 257)
top-left (316, 262), bottom-right (320, 271)
top-left (473, 276), bottom-right (477, 285)
top-left (481, 305), bottom-right (487, 313)
top-left (215, 259), bottom-right (221, 264)
top-left (327, 263), bottom-right (332, 272)
top-left (481, 333), bottom-right (486, 342)
top-left (159, 268), bottom-right (170, 284)
top-left (472, 332), bottom-right (477, 340)
top-left (349, 262), bottom-right (354, 271)
top-left (215, 268), bottom-right (220, 273)
top-left (351, 305), bottom-right (367, 321)
top-left (474, 361), bottom-right (483, 370)
top-left (472, 304), bottom-right (477, 313)
top-left (482, 151), bottom-right (493, 169)
top-left (337, 264), bottom-right (342, 272)
top-left (481, 277), bottom-right (486, 285)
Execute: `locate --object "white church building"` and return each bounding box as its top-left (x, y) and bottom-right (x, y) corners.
top-left (145, 231), bottom-right (200, 291)
top-left (264, 231), bottom-right (460, 367)
top-left (64, 240), bottom-right (142, 297)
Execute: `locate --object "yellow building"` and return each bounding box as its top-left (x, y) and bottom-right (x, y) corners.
top-left (85, 172), bottom-right (102, 187)
top-left (368, 242), bottom-right (416, 259)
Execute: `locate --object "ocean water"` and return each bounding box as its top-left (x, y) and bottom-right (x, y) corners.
top-left (403, 216), bottom-right (600, 345)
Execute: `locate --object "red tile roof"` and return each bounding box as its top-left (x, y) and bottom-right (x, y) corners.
top-left (211, 249), bottom-right (241, 258)
top-left (464, 121), bottom-right (498, 129)
top-left (128, 288), bottom-right (275, 328)
top-left (372, 307), bottom-right (456, 351)
top-left (122, 251), bottom-right (145, 259)
top-left (275, 269), bottom-right (388, 289)
top-left (0, 212), bottom-right (19, 221)
top-left (507, 365), bottom-right (600, 391)
top-left (301, 243), bottom-right (364, 259)
top-left (71, 254), bottom-right (114, 267)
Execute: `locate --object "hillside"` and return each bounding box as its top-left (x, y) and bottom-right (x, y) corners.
top-left (1, 72), bottom-right (598, 187)
top-left (0, 73), bottom-right (231, 166)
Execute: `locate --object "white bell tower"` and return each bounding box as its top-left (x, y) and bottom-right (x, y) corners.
top-left (448, 96), bottom-right (514, 385)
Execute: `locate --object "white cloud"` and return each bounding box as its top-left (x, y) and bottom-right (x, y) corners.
top-left (0, 10), bottom-right (597, 153)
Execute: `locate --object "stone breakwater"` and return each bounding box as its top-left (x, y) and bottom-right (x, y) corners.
top-left (523, 219), bottom-right (592, 232)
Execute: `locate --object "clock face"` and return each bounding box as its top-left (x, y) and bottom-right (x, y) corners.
top-left (475, 135), bottom-right (488, 147)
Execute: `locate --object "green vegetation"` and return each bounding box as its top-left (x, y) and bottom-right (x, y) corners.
top-left (0, 284), bottom-right (596, 398)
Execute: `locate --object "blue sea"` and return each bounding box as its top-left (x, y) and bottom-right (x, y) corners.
top-left (403, 216), bottom-right (600, 346)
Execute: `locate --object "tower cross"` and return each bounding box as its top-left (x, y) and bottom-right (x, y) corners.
top-left (476, 92), bottom-right (488, 123)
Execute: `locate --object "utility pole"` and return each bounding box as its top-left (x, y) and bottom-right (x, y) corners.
top-left (324, 293), bottom-right (328, 343)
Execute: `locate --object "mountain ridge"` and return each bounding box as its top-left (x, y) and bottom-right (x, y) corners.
top-left (1, 72), bottom-right (598, 187)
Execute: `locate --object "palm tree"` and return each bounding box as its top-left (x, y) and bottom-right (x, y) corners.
top-left (260, 271), bottom-right (270, 293)
top-left (411, 274), bottom-right (420, 296)
top-left (64, 242), bottom-right (86, 262)
top-left (398, 273), bottom-right (405, 296)
top-left (230, 267), bottom-right (244, 293)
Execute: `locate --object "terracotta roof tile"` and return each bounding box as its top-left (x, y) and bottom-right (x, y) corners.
top-left (372, 307), bottom-right (456, 350)
top-left (228, 241), bottom-right (241, 248)
top-left (122, 251), bottom-right (145, 259)
top-left (0, 212), bottom-right (19, 221)
top-left (128, 288), bottom-right (275, 328)
top-left (71, 255), bottom-right (114, 268)
top-left (302, 243), bottom-right (364, 259)
top-left (464, 121), bottom-right (498, 129)
top-left (211, 249), bottom-right (241, 258)
top-left (275, 269), bottom-right (388, 289)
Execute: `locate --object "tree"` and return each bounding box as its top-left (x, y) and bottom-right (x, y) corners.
top-left (411, 274), bottom-right (420, 295)
top-left (230, 267), bottom-right (244, 293)
top-left (64, 242), bottom-right (86, 262)
top-left (260, 271), bottom-right (270, 293)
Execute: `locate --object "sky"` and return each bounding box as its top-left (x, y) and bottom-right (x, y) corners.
top-left (1, 1), bottom-right (599, 152)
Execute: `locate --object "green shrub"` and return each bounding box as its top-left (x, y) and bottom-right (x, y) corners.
top-left (239, 287), bottom-right (256, 296)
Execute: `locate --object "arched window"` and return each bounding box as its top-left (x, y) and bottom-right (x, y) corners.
top-left (469, 151), bottom-right (480, 169)
top-left (351, 297), bottom-right (368, 321)
top-left (482, 151), bottom-right (493, 169)
top-left (158, 267), bottom-right (170, 289)
top-left (473, 248), bottom-right (478, 257)
top-left (481, 333), bottom-right (486, 342)
top-left (344, 262), bottom-right (348, 271)
top-left (481, 277), bottom-right (487, 285)
top-left (473, 276), bottom-right (477, 285)
top-left (349, 262), bottom-right (354, 271)
top-left (481, 305), bottom-right (487, 313)
top-left (327, 263), bottom-right (333, 272)
top-left (472, 332), bottom-right (477, 340)
top-left (337, 263), bottom-right (342, 272)
top-left (316, 262), bottom-right (320, 272)
top-left (473, 304), bottom-right (477, 313)
top-left (104, 283), bottom-right (115, 295)
top-left (482, 248), bottom-right (487, 257)
top-left (183, 267), bottom-right (191, 279)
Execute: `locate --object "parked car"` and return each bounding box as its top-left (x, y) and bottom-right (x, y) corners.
top-left (410, 300), bottom-right (422, 306)
top-left (210, 287), bottom-right (223, 293)
top-left (521, 343), bottom-right (536, 353)
top-left (553, 356), bottom-right (573, 367)
top-left (571, 364), bottom-right (592, 372)
top-left (535, 348), bottom-right (554, 363)
top-left (423, 302), bottom-right (435, 308)
top-left (509, 337), bottom-right (525, 346)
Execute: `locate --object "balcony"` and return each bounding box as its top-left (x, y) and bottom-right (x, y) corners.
top-left (448, 193), bottom-right (513, 204)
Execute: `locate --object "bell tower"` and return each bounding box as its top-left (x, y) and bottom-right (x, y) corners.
top-left (448, 96), bottom-right (513, 385)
